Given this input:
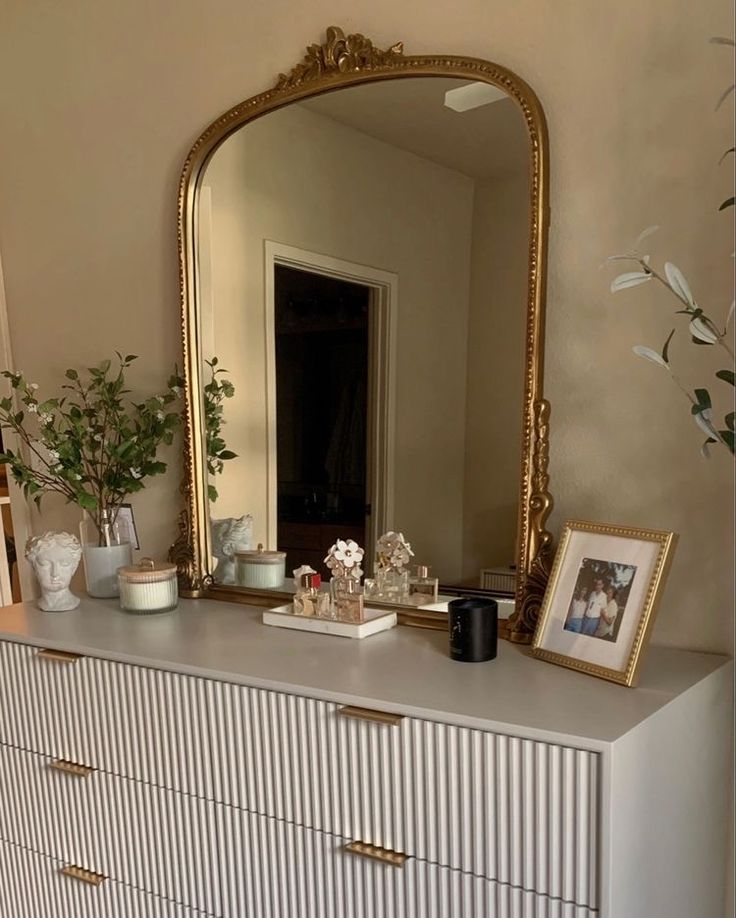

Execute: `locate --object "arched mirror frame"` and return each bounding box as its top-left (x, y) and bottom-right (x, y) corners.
top-left (170, 26), bottom-right (553, 643)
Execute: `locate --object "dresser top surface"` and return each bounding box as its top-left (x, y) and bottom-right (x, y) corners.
top-left (0, 597), bottom-right (729, 748)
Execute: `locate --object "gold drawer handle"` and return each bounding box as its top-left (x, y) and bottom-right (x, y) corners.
top-left (344, 841), bottom-right (408, 867)
top-left (37, 648), bottom-right (83, 663)
top-left (48, 758), bottom-right (96, 778)
top-left (338, 705), bottom-right (403, 726)
top-left (60, 865), bottom-right (107, 887)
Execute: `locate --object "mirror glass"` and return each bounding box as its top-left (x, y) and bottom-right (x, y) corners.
top-left (196, 76), bottom-right (531, 607)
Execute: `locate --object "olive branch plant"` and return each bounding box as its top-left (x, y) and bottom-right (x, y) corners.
top-left (203, 357), bottom-right (237, 502)
top-left (607, 36), bottom-right (735, 458)
top-left (0, 354), bottom-right (183, 545)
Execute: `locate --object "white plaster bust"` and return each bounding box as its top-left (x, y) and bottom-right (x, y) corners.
top-left (211, 516), bottom-right (253, 584)
top-left (25, 531), bottom-right (82, 612)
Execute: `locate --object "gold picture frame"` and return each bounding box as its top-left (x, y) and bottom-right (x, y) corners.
top-left (169, 25), bottom-right (553, 640)
top-left (530, 520), bottom-right (678, 686)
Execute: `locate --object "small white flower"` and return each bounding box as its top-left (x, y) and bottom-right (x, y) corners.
top-left (39, 412), bottom-right (52, 425)
top-left (156, 395), bottom-right (165, 404)
top-left (29, 383), bottom-right (39, 390)
top-left (171, 386), bottom-right (182, 396)
top-left (92, 432), bottom-right (103, 441)
top-left (129, 467), bottom-right (142, 479)
top-left (156, 410), bottom-right (165, 421)
top-left (27, 403), bottom-right (38, 413)
top-left (47, 449), bottom-right (60, 461)
top-left (72, 473), bottom-right (82, 481)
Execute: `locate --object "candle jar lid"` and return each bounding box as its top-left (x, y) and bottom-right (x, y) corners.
top-left (118, 558), bottom-right (178, 583)
top-left (234, 543), bottom-right (287, 565)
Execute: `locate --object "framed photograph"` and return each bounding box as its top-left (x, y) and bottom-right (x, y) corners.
top-left (531, 520), bottom-right (678, 687)
top-left (115, 503), bottom-right (140, 550)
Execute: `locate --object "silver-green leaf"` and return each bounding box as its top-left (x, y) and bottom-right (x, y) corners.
top-left (693, 410), bottom-right (719, 441)
top-left (700, 437), bottom-right (717, 459)
top-left (611, 272), bottom-right (652, 293)
top-left (689, 317), bottom-right (718, 344)
top-left (633, 225), bottom-right (659, 249)
top-left (664, 262), bottom-right (695, 307)
top-left (632, 345), bottom-right (669, 368)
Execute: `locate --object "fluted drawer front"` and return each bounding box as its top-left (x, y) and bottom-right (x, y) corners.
top-left (0, 744), bottom-right (222, 915)
top-left (0, 746), bottom-right (598, 918)
top-left (0, 639), bottom-right (598, 906)
top-left (213, 806), bottom-right (599, 918)
top-left (334, 717), bottom-right (599, 909)
top-left (0, 839), bottom-right (207, 918)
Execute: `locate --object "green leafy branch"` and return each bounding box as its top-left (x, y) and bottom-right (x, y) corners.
top-left (609, 234), bottom-right (735, 457)
top-left (0, 355), bottom-right (183, 542)
top-left (203, 357), bottom-right (237, 503)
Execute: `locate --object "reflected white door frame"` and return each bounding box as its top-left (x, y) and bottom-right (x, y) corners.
top-left (264, 241), bottom-right (398, 557)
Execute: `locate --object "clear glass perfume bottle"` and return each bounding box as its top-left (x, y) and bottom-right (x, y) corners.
top-left (334, 579), bottom-right (364, 624)
top-left (408, 565), bottom-right (439, 605)
top-left (293, 573), bottom-right (327, 617)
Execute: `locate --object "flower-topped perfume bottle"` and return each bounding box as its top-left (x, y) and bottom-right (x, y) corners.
top-left (324, 538), bottom-right (365, 613)
top-left (365, 531), bottom-right (413, 603)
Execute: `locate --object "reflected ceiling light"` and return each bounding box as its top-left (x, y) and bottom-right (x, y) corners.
top-left (444, 82), bottom-right (507, 112)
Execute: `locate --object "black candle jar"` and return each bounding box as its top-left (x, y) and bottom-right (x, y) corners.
top-left (448, 598), bottom-right (498, 662)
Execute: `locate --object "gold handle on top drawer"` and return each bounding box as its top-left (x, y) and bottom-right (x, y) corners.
top-left (48, 758), bottom-right (95, 778)
top-left (60, 865), bottom-right (107, 887)
top-left (344, 841), bottom-right (408, 867)
top-left (37, 648), bottom-right (83, 663)
top-left (338, 705), bottom-right (404, 726)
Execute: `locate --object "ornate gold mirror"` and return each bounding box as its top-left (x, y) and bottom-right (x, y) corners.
top-left (171, 26), bottom-right (552, 641)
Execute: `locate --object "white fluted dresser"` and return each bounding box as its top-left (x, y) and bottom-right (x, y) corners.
top-left (0, 598), bottom-right (731, 918)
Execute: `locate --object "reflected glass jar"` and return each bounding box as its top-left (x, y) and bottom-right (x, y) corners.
top-left (117, 558), bottom-right (179, 614)
top-left (235, 544), bottom-right (287, 589)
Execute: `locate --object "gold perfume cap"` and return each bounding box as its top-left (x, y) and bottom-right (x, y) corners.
top-left (417, 565), bottom-right (429, 578)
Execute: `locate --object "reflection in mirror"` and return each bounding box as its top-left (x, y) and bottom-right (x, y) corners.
top-left (196, 76), bottom-right (530, 606)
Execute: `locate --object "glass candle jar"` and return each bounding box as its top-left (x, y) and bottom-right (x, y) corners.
top-left (117, 558), bottom-right (178, 614)
top-left (235, 544), bottom-right (287, 589)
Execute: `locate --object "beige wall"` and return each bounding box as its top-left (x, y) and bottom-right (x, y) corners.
top-left (202, 103), bottom-right (475, 578)
top-left (462, 174), bottom-right (530, 580)
top-left (0, 0), bottom-right (733, 655)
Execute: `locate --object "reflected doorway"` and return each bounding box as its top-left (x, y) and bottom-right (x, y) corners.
top-left (265, 243), bottom-right (399, 574)
top-left (274, 265), bottom-right (369, 577)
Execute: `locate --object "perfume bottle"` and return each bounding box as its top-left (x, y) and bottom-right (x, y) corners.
top-left (334, 579), bottom-right (364, 624)
top-left (408, 565), bottom-right (439, 605)
top-left (293, 573), bottom-right (327, 617)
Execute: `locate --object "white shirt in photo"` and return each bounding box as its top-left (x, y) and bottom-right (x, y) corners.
top-left (596, 599), bottom-right (619, 638)
top-left (567, 597), bottom-right (586, 622)
top-left (584, 589), bottom-right (607, 621)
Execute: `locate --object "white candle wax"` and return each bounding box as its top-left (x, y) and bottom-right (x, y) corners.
top-left (119, 576), bottom-right (178, 613)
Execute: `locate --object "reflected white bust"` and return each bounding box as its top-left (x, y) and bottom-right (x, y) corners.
top-left (211, 516), bottom-right (253, 584)
top-left (25, 531), bottom-right (82, 612)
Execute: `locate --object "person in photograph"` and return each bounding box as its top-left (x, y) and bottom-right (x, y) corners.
top-left (565, 585), bottom-right (588, 633)
top-left (596, 586), bottom-right (619, 639)
top-left (582, 578), bottom-right (608, 635)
